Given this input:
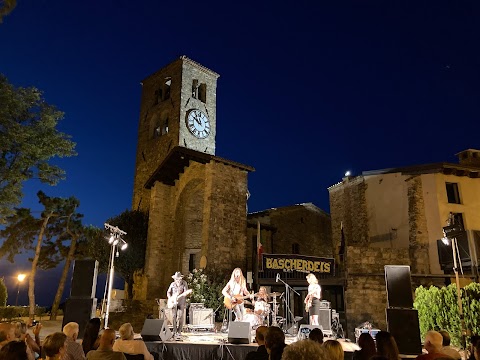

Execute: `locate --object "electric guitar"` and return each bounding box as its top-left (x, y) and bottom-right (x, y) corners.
top-left (223, 293), bottom-right (255, 309)
top-left (167, 289), bottom-right (192, 309)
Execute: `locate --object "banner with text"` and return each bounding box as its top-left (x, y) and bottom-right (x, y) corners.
top-left (262, 253), bottom-right (335, 276)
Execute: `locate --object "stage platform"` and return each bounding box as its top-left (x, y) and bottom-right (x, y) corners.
top-left (145, 331), bottom-right (360, 360)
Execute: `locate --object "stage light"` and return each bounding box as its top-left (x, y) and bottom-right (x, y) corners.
top-left (441, 237), bottom-right (450, 246)
top-left (108, 235), bottom-right (115, 244)
top-left (113, 239), bottom-right (119, 245)
top-left (121, 243), bottom-right (128, 250)
top-left (345, 171), bottom-right (351, 177)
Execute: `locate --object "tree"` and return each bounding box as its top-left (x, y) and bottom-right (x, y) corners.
top-left (0, 191), bottom-right (82, 318)
top-left (0, 277), bottom-right (7, 307)
top-left (85, 210), bottom-right (148, 299)
top-left (0, 0), bottom-right (16, 23)
top-left (0, 74), bottom-right (76, 223)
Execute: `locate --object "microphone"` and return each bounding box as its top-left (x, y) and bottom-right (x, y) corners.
top-left (276, 273), bottom-right (280, 282)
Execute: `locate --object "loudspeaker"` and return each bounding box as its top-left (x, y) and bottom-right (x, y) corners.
top-left (386, 308), bottom-right (422, 355)
top-left (62, 298), bottom-right (97, 339)
top-left (297, 324), bottom-right (323, 340)
top-left (319, 308), bottom-right (331, 332)
top-left (70, 260), bottom-right (99, 298)
top-left (384, 265), bottom-right (413, 309)
top-left (141, 319), bottom-right (172, 342)
top-left (228, 321), bottom-right (250, 344)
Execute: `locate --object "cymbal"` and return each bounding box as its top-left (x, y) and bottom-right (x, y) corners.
top-left (269, 292), bottom-right (283, 297)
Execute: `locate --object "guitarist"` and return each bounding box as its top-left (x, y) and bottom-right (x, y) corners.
top-left (222, 267), bottom-right (253, 322)
top-left (167, 271), bottom-right (188, 339)
top-left (305, 273), bottom-right (321, 326)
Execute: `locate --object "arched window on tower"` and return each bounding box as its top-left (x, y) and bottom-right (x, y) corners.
top-left (162, 118), bottom-right (169, 135)
top-left (198, 83), bottom-right (207, 103)
top-left (192, 79), bottom-right (199, 99)
top-left (163, 77), bottom-right (171, 100)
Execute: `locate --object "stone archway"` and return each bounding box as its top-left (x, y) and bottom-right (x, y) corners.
top-left (173, 178), bottom-right (205, 275)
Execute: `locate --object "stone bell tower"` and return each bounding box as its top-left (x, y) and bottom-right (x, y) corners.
top-left (132, 56), bottom-right (254, 300)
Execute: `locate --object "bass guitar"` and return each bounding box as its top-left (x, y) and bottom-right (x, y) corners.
top-left (223, 293), bottom-right (255, 309)
top-left (167, 289), bottom-right (192, 309)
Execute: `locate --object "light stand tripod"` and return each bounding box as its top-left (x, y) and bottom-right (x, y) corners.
top-left (276, 273), bottom-right (300, 332)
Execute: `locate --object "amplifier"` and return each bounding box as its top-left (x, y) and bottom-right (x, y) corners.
top-left (319, 300), bottom-right (331, 309)
top-left (160, 308), bottom-right (186, 327)
top-left (189, 308), bottom-right (214, 329)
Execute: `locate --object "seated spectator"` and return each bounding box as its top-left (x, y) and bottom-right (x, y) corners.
top-left (323, 339), bottom-right (344, 360)
top-left (63, 322), bottom-right (85, 360)
top-left (113, 323), bottom-right (153, 360)
top-left (309, 328), bottom-right (324, 344)
top-left (282, 339), bottom-right (327, 360)
top-left (0, 323), bottom-right (15, 349)
top-left (264, 326), bottom-right (287, 360)
top-left (86, 329), bottom-right (126, 360)
top-left (43, 332), bottom-right (67, 360)
top-left (439, 330), bottom-right (461, 360)
top-left (82, 318), bottom-right (101, 356)
top-left (14, 321), bottom-right (41, 360)
top-left (469, 335), bottom-right (480, 360)
top-left (416, 331), bottom-right (451, 360)
top-left (245, 326), bottom-right (269, 360)
top-left (0, 340), bottom-right (28, 360)
top-left (375, 331), bottom-right (400, 360)
top-left (353, 333), bottom-right (376, 360)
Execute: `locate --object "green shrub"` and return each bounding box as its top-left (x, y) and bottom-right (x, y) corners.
top-left (0, 278), bottom-right (7, 307)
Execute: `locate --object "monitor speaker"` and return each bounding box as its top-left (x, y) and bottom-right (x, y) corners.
top-left (384, 265), bottom-right (413, 308)
top-left (141, 319), bottom-right (172, 342)
top-left (228, 321), bottom-right (250, 344)
top-left (70, 260), bottom-right (99, 298)
top-left (62, 298), bottom-right (97, 339)
top-left (297, 324), bottom-right (323, 340)
top-left (319, 308), bottom-right (331, 332)
top-left (386, 308), bottom-right (422, 355)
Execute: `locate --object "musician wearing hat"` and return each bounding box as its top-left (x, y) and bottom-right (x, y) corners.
top-left (166, 272), bottom-right (190, 339)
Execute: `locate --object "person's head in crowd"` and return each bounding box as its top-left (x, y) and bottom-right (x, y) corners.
top-left (0, 340), bottom-right (28, 360)
top-left (375, 331), bottom-right (400, 360)
top-left (309, 328), bottom-right (324, 344)
top-left (98, 329), bottom-right (116, 350)
top-left (0, 323), bottom-right (15, 344)
top-left (13, 322), bottom-right (27, 340)
top-left (323, 339), bottom-right (344, 360)
top-left (119, 323), bottom-right (135, 341)
top-left (282, 339), bottom-right (327, 360)
top-left (357, 332), bottom-right (376, 360)
top-left (254, 326), bottom-right (268, 346)
top-left (438, 330), bottom-right (451, 346)
top-left (265, 326), bottom-right (286, 360)
top-left (82, 317), bottom-right (101, 354)
top-left (424, 331), bottom-right (444, 354)
top-left (62, 322), bottom-right (80, 341)
top-left (43, 332), bottom-right (67, 360)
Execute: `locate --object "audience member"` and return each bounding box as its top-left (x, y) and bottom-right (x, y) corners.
top-left (375, 331), bottom-right (400, 360)
top-left (63, 322), bottom-right (86, 360)
top-left (353, 333), bottom-right (376, 360)
top-left (309, 328), bottom-right (324, 344)
top-left (245, 326), bottom-right (269, 360)
top-left (14, 321), bottom-right (41, 360)
top-left (43, 332), bottom-right (67, 360)
top-left (0, 340), bottom-right (28, 360)
top-left (474, 340), bottom-right (480, 360)
top-left (469, 335), bottom-right (480, 360)
top-left (282, 339), bottom-right (327, 360)
top-left (265, 326), bottom-right (287, 360)
top-left (113, 323), bottom-right (154, 360)
top-left (0, 322), bottom-right (15, 348)
top-left (323, 339), bottom-right (344, 360)
top-left (439, 331), bottom-right (461, 360)
top-left (86, 329), bottom-right (126, 360)
top-left (82, 318), bottom-right (101, 356)
top-left (416, 331), bottom-right (451, 360)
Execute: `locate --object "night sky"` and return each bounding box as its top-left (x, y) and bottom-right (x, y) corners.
top-left (1, 1), bottom-right (480, 306)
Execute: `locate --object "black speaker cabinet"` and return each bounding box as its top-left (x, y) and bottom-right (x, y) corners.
top-left (386, 308), bottom-right (422, 355)
top-left (70, 259), bottom-right (99, 298)
top-left (384, 265), bottom-right (414, 308)
top-left (319, 308), bottom-right (331, 332)
top-left (297, 324), bottom-right (323, 340)
top-left (228, 321), bottom-right (250, 344)
top-left (62, 298), bottom-right (97, 339)
top-left (141, 319), bottom-right (172, 342)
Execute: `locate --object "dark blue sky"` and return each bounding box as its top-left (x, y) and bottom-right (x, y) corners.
top-left (1, 1), bottom-right (480, 305)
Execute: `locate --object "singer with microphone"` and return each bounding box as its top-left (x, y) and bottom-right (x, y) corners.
top-left (305, 273), bottom-right (321, 326)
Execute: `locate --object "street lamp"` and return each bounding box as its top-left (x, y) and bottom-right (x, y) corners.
top-left (102, 223), bottom-right (127, 329)
top-left (15, 273), bottom-right (26, 306)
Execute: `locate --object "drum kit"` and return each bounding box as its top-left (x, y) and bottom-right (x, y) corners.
top-left (243, 292), bottom-right (283, 328)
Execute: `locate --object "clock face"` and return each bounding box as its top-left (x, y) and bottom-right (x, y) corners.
top-left (186, 110), bottom-right (210, 139)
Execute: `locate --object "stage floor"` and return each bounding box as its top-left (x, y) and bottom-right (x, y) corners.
top-left (144, 330), bottom-right (360, 360)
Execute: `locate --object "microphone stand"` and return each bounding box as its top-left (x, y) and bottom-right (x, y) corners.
top-left (276, 274), bottom-right (300, 332)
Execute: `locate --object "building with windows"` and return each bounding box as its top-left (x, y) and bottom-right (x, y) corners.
top-left (328, 149), bottom-right (480, 337)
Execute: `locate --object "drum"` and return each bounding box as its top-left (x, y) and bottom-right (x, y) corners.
top-left (254, 301), bottom-right (268, 315)
top-left (243, 313), bottom-right (260, 328)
